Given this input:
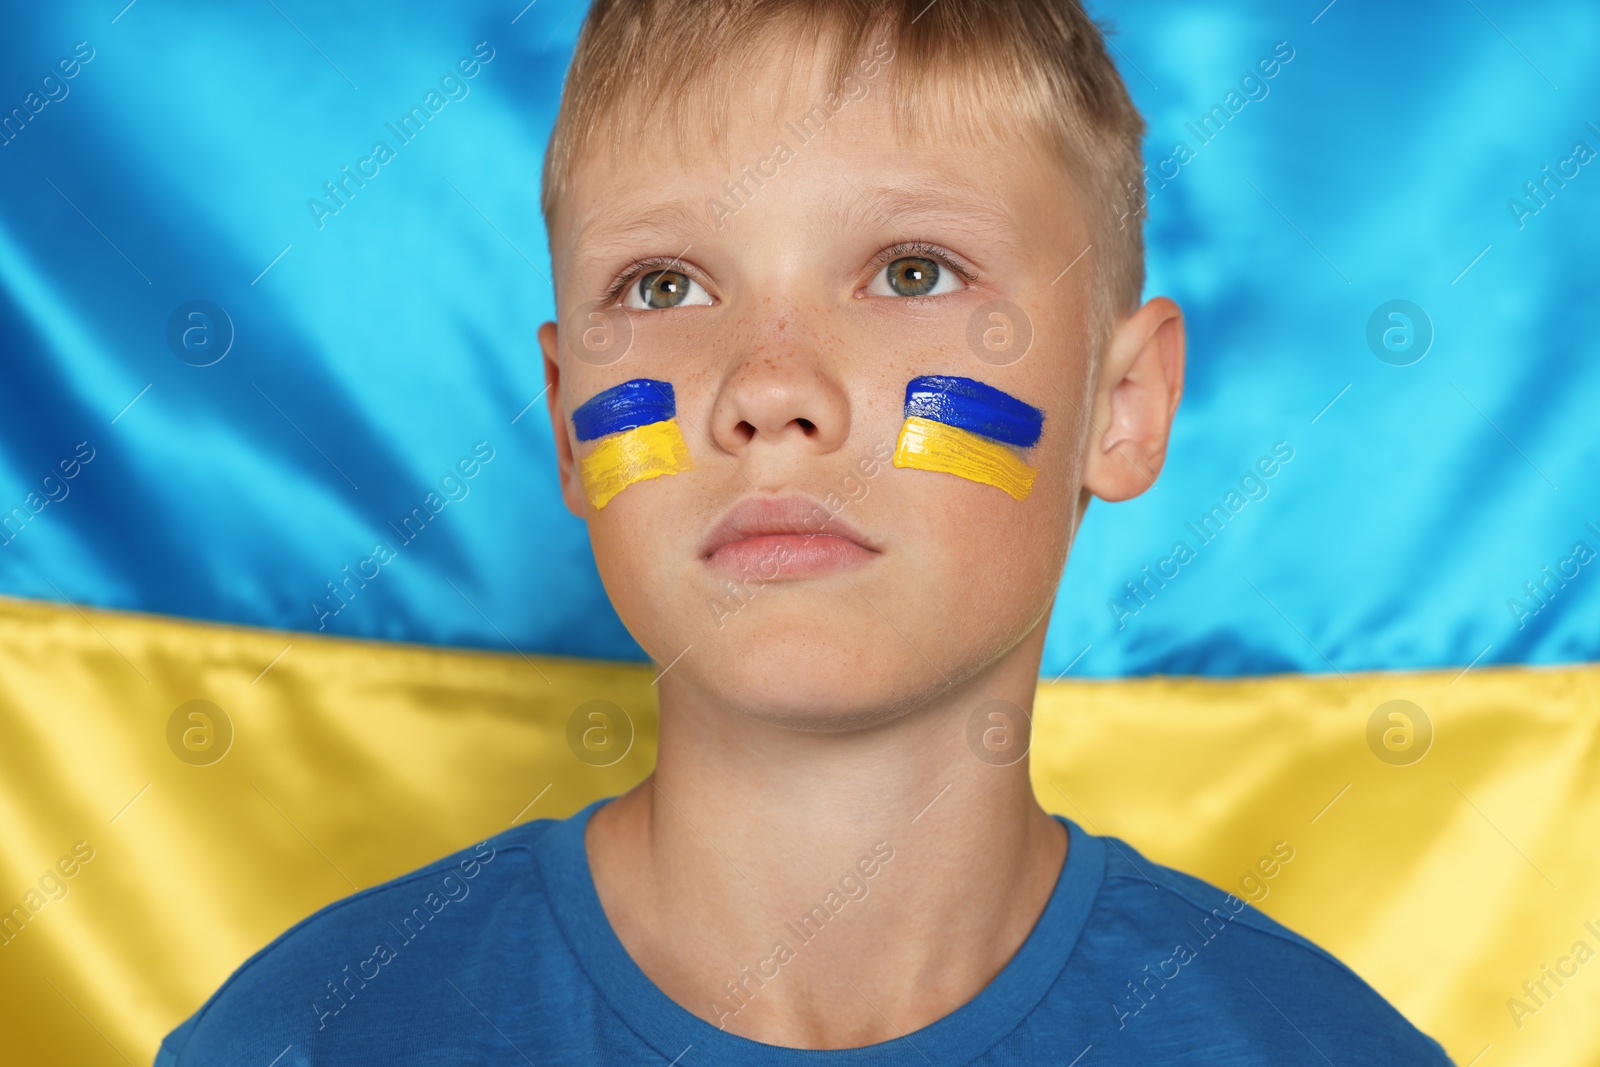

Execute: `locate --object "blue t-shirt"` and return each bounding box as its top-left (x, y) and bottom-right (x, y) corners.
top-left (157, 798), bottom-right (1453, 1065)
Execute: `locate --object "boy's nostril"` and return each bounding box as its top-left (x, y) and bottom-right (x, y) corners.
top-left (795, 418), bottom-right (816, 435)
top-left (735, 420), bottom-right (756, 443)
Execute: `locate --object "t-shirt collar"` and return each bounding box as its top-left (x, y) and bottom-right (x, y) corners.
top-left (534, 796), bottom-right (1106, 1065)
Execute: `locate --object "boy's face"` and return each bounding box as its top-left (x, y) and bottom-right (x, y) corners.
top-left (540, 33), bottom-right (1182, 728)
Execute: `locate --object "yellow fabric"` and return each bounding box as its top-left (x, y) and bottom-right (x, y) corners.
top-left (578, 418), bottom-right (694, 509)
top-left (892, 416), bottom-right (1037, 499)
top-left (0, 595), bottom-right (1595, 1065)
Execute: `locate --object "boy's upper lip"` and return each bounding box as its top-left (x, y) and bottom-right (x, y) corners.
top-left (697, 494), bottom-right (879, 559)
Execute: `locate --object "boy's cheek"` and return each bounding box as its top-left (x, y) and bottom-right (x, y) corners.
top-left (568, 376), bottom-right (694, 512)
top-left (576, 371), bottom-right (1077, 701)
top-left (592, 475), bottom-right (1067, 720)
top-left (576, 422), bottom-right (695, 511)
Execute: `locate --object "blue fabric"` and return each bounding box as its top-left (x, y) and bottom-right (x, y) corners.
top-left (1, 0), bottom-right (1595, 677)
top-left (156, 798), bottom-right (1450, 1065)
top-left (572, 378), bottom-right (677, 441)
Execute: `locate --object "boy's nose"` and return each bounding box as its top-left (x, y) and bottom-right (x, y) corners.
top-left (707, 348), bottom-right (851, 457)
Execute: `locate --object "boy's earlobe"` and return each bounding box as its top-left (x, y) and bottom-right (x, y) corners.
top-left (537, 321), bottom-right (588, 518)
top-left (1081, 296), bottom-right (1186, 504)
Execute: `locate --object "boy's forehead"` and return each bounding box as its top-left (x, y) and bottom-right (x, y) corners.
top-left (569, 165), bottom-right (1031, 261)
top-left (553, 19), bottom-right (1074, 254)
top-left (560, 85), bottom-right (1066, 264)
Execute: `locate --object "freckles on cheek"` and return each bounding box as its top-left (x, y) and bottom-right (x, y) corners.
top-left (571, 378), bottom-right (694, 510)
top-left (889, 375), bottom-right (1044, 501)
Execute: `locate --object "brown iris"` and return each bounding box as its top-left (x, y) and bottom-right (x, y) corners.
top-left (886, 256), bottom-right (940, 297)
top-left (638, 269), bottom-right (692, 308)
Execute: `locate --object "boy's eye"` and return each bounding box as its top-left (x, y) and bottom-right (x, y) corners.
top-left (623, 269), bottom-right (714, 310)
top-left (868, 255), bottom-right (966, 299)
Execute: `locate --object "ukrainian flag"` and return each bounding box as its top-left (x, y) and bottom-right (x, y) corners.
top-left (572, 378), bottom-right (694, 510)
top-left (1, 2), bottom-right (1596, 1064)
top-left (891, 375), bottom-right (1043, 500)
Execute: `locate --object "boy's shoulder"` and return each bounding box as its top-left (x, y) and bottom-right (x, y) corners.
top-left (1061, 823), bottom-right (1453, 1062)
top-left (155, 816), bottom-right (563, 1067)
top-left (1089, 830), bottom-right (1334, 961)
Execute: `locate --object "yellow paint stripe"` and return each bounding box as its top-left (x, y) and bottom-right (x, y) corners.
top-left (579, 419), bottom-right (693, 510)
top-left (892, 415), bottom-right (1036, 499)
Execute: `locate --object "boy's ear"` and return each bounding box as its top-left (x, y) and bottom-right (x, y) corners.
top-left (1080, 296), bottom-right (1186, 503)
top-left (537, 320), bottom-right (588, 518)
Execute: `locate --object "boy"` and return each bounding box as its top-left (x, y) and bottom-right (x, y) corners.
top-left (159, 0), bottom-right (1454, 1062)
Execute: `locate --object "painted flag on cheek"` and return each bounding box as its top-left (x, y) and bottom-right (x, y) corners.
top-left (572, 379), bottom-right (694, 510)
top-left (891, 375), bottom-right (1044, 500)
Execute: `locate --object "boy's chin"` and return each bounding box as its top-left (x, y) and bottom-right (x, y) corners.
top-left (674, 612), bottom-right (964, 733)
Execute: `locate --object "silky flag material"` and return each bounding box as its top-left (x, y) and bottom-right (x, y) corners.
top-left (0, 1), bottom-right (1594, 674)
top-left (1, 2), bottom-right (1598, 1065)
top-left (1, 596), bottom-right (1596, 1066)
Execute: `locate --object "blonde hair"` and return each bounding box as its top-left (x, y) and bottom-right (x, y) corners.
top-left (540, 0), bottom-right (1147, 341)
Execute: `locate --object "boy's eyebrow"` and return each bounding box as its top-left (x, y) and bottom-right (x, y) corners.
top-left (575, 197), bottom-right (717, 257)
top-left (838, 179), bottom-right (1025, 246)
top-left (575, 175), bottom-right (1027, 260)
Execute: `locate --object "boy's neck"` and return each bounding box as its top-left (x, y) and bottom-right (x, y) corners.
top-left (583, 633), bottom-right (1068, 1049)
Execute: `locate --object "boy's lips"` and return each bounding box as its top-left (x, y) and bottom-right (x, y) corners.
top-left (699, 494), bottom-right (880, 579)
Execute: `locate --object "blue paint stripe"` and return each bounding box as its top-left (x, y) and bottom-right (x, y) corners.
top-left (903, 376), bottom-right (1043, 448)
top-left (572, 379), bottom-right (677, 442)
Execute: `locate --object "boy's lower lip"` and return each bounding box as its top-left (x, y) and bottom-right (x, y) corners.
top-left (704, 533), bottom-right (877, 580)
